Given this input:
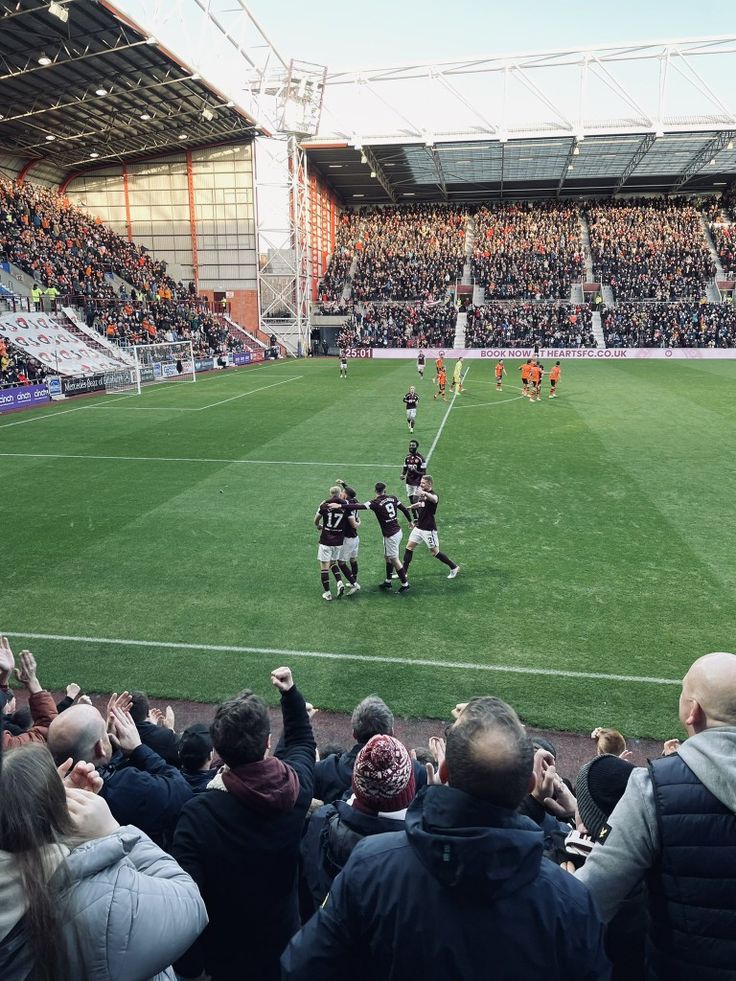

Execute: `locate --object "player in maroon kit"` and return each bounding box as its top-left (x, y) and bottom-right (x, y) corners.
top-left (361, 482), bottom-right (414, 593)
top-left (401, 439), bottom-right (426, 505)
top-left (403, 386), bottom-right (419, 433)
top-left (314, 486), bottom-right (361, 601)
top-left (335, 480), bottom-right (361, 586)
top-left (401, 475), bottom-right (460, 580)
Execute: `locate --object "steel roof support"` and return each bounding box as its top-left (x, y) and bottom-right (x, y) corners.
top-left (671, 130), bottom-right (736, 192)
top-left (363, 146), bottom-right (397, 203)
top-left (613, 133), bottom-right (657, 194)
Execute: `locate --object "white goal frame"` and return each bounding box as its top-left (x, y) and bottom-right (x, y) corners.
top-left (131, 340), bottom-right (197, 395)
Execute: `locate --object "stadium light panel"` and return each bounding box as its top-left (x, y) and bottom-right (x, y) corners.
top-left (729, 141), bottom-right (734, 150)
top-left (573, 146), bottom-right (580, 155)
top-left (178, 132), bottom-right (188, 139)
top-left (710, 158), bottom-right (716, 165)
top-left (370, 170), bottom-right (376, 178)
top-left (352, 193), bottom-right (364, 198)
top-left (48, 2), bottom-right (68, 23)
top-left (202, 107), bottom-right (214, 122)
top-left (140, 113), bottom-right (151, 121)
top-left (38, 53), bottom-right (52, 66)
top-left (89, 151), bottom-right (99, 158)
top-left (45, 134), bottom-right (55, 141)
top-left (95, 87), bottom-right (108, 96)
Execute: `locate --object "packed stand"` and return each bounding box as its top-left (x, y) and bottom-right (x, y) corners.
top-left (337, 301), bottom-right (457, 349)
top-left (343, 204), bottom-right (467, 301)
top-left (707, 185), bottom-right (736, 281)
top-left (0, 337), bottom-right (47, 387)
top-left (465, 302), bottom-right (595, 348)
top-left (585, 198), bottom-right (715, 300)
top-left (600, 302), bottom-right (736, 347)
top-left (472, 202), bottom-right (583, 300)
top-left (317, 218), bottom-right (355, 301)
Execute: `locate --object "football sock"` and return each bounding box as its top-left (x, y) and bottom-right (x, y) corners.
top-left (402, 550), bottom-right (413, 569)
top-left (320, 571), bottom-right (330, 591)
top-left (350, 559), bottom-right (359, 579)
top-left (435, 552), bottom-right (456, 569)
top-left (385, 562), bottom-right (394, 581)
top-left (342, 564), bottom-right (356, 585)
top-left (331, 564), bottom-right (342, 582)
top-left (397, 565), bottom-right (408, 584)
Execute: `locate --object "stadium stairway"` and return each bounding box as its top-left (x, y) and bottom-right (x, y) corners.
top-left (591, 311), bottom-right (605, 347)
top-left (224, 314), bottom-right (267, 352)
top-left (0, 261), bottom-right (33, 298)
top-left (472, 283), bottom-right (485, 306)
top-left (570, 283), bottom-right (584, 305)
top-left (60, 306), bottom-right (136, 366)
top-left (453, 310), bottom-right (467, 347)
top-left (578, 212), bottom-right (594, 281)
top-left (342, 255), bottom-right (358, 301)
top-left (700, 213), bottom-right (726, 280)
top-left (601, 285), bottom-right (615, 307)
top-left (462, 216), bottom-right (475, 286)
top-left (105, 271), bottom-right (138, 295)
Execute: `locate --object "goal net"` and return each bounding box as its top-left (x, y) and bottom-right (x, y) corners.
top-left (104, 341), bottom-right (197, 395)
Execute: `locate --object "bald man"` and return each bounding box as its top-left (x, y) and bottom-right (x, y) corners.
top-left (577, 652), bottom-right (736, 980)
top-left (48, 701), bottom-right (192, 846)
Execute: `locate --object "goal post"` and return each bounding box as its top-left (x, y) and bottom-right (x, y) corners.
top-left (132, 340), bottom-right (197, 394)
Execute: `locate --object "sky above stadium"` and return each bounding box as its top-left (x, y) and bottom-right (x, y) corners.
top-left (244, 0), bottom-right (731, 72)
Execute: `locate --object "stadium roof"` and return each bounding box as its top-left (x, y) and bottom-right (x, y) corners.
top-left (0, 0), bottom-right (261, 182)
top-left (304, 37), bottom-right (736, 202)
top-left (303, 130), bottom-right (736, 203)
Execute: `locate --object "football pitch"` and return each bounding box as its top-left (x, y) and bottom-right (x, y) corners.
top-left (3, 356), bottom-right (734, 739)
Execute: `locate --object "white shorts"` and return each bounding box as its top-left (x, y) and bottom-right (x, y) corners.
top-left (383, 530), bottom-right (402, 559)
top-left (338, 536), bottom-right (359, 561)
top-left (405, 483), bottom-right (421, 499)
top-left (408, 527), bottom-right (439, 550)
top-left (318, 544), bottom-right (341, 563)
top-left (406, 408), bottom-right (416, 420)
top-left (417, 364), bottom-right (424, 373)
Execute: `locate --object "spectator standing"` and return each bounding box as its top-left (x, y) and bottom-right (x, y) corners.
top-left (0, 639), bottom-right (57, 751)
top-left (312, 695), bottom-right (426, 804)
top-left (47, 699), bottom-right (192, 847)
top-left (171, 667), bottom-right (315, 981)
top-left (130, 691), bottom-right (179, 766)
top-left (0, 743), bottom-right (207, 980)
top-left (283, 697), bottom-right (610, 980)
top-left (577, 651), bottom-right (736, 980)
top-left (178, 722), bottom-right (218, 794)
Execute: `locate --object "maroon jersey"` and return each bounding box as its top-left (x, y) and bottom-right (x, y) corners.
top-left (401, 451), bottom-right (426, 488)
top-left (415, 493), bottom-right (438, 532)
top-left (317, 499), bottom-right (347, 546)
top-left (403, 391), bottom-right (419, 410)
top-left (366, 494), bottom-right (409, 537)
top-left (342, 497), bottom-right (360, 539)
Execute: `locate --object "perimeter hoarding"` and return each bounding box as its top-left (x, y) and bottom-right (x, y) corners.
top-left (0, 383), bottom-right (50, 413)
top-left (346, 348), bottom-right (736, 360)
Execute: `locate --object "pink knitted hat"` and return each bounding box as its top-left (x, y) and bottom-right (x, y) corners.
top-left (352, 734), bottom-right (416, 813)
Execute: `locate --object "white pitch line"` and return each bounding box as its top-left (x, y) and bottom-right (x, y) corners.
top-left (0, 451), bottom-right (395, 468)
top-left (4, 631), bottom-right (682, 686)
top-left (196, 375), bottom-right (302, 410)
top-left (0, 403), bottom-right (91, 429)
top-left (454, 395), bottom-right (525, 410)
top-left (426, 366), bottom-right (469, 464)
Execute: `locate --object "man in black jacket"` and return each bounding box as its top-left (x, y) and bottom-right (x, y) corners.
top-left (313, 695), bottom-right (425, 804)
top-left (47, 698), bottom-right (192, 846)
top-left (172, 666), bottom-right (315, 981)
top-left (130, 690), bottom-right (180, 766)
top-left (283, 696), bottom-right (610, 981)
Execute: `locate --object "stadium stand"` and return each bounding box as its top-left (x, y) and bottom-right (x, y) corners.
top-left (465, 302), bottom-right (595, 348)
top-left (600, 302), bottom-right (736, 347)
top-left (472, 202), bottom-right (584, 300)
top-left (585, 198), bottom-right (716, 300)
top-left (337, 300), bottom-right (457, 349)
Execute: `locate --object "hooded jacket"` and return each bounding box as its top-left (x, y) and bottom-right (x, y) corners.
top-left (577, 726), bottom-right (736, 979)
top-left (0, 827), bottom-right (207, 981)
top-left (300, 797), bottom-right (407, 910)
top-left (283, 784), bottom-right (610, 980)
top-left (171, 685), bottom-right (315, 981)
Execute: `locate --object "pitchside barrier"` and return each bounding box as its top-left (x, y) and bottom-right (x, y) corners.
top-left (344, 347), bottom-right (736, 360)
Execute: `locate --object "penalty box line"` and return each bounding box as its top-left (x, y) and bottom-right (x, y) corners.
top-left (5, 631), bottom-right (681, 687)
top-left (0, 452), bottom-right (396, 468)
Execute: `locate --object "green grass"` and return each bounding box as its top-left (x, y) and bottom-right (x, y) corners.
top-left (3, 357), bottom-right (735, 739)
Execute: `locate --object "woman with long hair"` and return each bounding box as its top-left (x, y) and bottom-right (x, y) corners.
top-left (0, 743), bottom-right (207, 980)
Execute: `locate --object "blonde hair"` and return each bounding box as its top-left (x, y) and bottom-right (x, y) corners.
top-left (591, 727), bottom-right (626, 756)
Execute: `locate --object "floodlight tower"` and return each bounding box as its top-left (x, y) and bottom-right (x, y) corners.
top-left (255, 60), bottom-right (327, 356)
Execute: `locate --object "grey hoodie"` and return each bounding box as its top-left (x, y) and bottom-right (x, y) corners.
top-left (576, 726), bottom-right (736, 922)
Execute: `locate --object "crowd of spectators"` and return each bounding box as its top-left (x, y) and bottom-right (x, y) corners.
top-left (472, 201), bottom-right (584, 300)
top-left (337, 300), bottom-right (457, 349)
top-left (600, 302), bottom-right (736, 347)
top-left (0, 337), bottom-right (47, 387)
top-left (465, 302), bottom-right (595, 348)
top-left (2, 633), bottom-right (735, 980)
top-left (586, 198), bottom-right (715, 300)
top-left (335, 204), bottom-right (467, 301)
